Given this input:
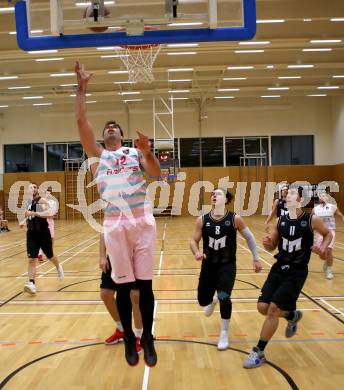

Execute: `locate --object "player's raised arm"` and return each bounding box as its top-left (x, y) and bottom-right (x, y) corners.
top-left (75, 61), bottom-right (102, 158)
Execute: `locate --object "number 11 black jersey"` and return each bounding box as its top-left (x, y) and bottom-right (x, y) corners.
top-left (275, 212), bottom-right (314, 267)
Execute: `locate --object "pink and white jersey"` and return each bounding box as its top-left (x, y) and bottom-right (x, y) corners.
top-left (95, 147), bottom-right (152, 219)
top-left (313, 203), bottom-right (337, 230)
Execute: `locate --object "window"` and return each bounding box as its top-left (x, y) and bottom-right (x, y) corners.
top-left (180, 138), bottom-right (200, 167)
top-left (291, 136), bottom-right (314, 165)
top-left (261, 137), bottom-right (269, 165)
top-left (201, 137), bottom-right (223, 167)
top-left (271, 136), bottom-right (314, 165)
top-left (4, 144), bottom-right (44, 173)
top-left (47, 143), bottom-right (67, 171)
top-left (68, 143), bottom-right (84, 159)
top-left (244, 137), bottom-right (260, 155)
top-left (225, 138), bottom-right (244, 166)
top-left (226, 137), bottom-right (269, 166)
top-left (271, 136), bottom-right (291, 165)
top-left (123, 139), bottom-right (133, 147)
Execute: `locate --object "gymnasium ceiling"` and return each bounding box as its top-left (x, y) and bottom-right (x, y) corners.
top-left (0, 0), bottom-right (343, 112)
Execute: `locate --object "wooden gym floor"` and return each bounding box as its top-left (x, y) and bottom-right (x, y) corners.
top-left (0, 215), bottom-right (343, 390)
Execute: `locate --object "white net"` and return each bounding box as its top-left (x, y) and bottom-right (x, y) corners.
top-left (115, 44), bottom-right (161, 83)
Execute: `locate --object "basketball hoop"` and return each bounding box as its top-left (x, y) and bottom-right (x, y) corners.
top-left (115, 27), bottom-right (161, 83)
top-left (115, 44), bottom-right (161, 84)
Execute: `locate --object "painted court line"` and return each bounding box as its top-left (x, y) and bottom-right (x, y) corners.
top-left (19, 234), bottom-right (98, 277)
top-left (1, 337), bottom-right (344, 349)
top-left (0, 307), bottom-right (333, 316)
top-left (3, 296), bottom-right (313, 304)
top-left (237, 237), bottom-right (272, 268)
top-left (38, 239), bottom-right (98, 278)
top-left (320, 299), bottom-right (344, 316)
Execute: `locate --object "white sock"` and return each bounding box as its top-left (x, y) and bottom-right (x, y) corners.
top-left (134, 328), bottom-right (143, 338)
top-left (38, 249), bottom-right (43, 256)
top-left (116, 322), bottom-right (124, 332)
top-left (221, 319), bottom-right (230, 332)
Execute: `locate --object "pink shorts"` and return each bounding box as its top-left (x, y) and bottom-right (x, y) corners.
top-left (314, 230), bottom-right (335, 249)
top-left (47, 218), bottom-right (55, 239)
top-left (103, 214), bottom-right (156, 284)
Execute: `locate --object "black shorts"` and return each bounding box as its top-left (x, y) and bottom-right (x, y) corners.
top-left (100, 259), bottom-right (138, 291)
top-left (27, 229), bottom-right (53, 259)
top-left (198, 260), bottom-right (236, 306)
top-left (258, 263), bottom-right (308, 312)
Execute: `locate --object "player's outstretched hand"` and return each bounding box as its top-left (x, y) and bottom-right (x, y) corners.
top-left (135, 131), bottom-right (151, 156)
top-left (75, 61), bottom-right (93, 90)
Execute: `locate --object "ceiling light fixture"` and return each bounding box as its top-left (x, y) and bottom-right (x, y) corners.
top-left (167, 52), bottom-right (197, 55)
top-left (310, 39), bottom-right (341, 44)
top-left (257, 19), bottom-right (285, 24)
top-left (288, 64), bottom-right (314, 68)
top-left (227, 66), bottom-right (254, 70)
top-left (50, 73), bottom-right (74, 77)
top-left (235, 50), bottom-right (264, 53)
top-left (239, 41), bottom-right (271, 45)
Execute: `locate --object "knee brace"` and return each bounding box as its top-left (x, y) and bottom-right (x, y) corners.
top-left (217, 290), bottom-right (232, 320)
top-left (217, 290), bottom-right (230, 302)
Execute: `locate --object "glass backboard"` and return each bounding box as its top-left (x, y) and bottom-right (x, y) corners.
top-left (14, 0), bottom-right (256, 51)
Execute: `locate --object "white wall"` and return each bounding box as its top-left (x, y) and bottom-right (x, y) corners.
top-left (332, 96), bottom-right (344, 165)
top-left (0, 96), bottom-right (335, 177)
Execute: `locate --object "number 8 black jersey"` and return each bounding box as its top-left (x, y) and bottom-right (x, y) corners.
top-left (275, 212), bottom-right (314, 267)
top-left (202, 211), bottom-right (237, 264)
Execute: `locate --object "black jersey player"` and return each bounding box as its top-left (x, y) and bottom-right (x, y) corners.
top-left (244, 186), bottom-right (332, 369)
top-left (190, 188), bottom-right (262, 350)
top-left (265, 184), bottom-right (289, 232)
top-left (21, 182), bottom-right (64, 294)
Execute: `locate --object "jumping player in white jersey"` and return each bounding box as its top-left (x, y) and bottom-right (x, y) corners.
top-left (313, 193), bottom-right (344, 280)
top-left (243, 187), bottom-right (332, 369)
top-left (264, 184), bottom-right (289, 232)
top-left (190, 188), bottom-right (262, 350)
top-left (75, 61), bottom-right (161, 367)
